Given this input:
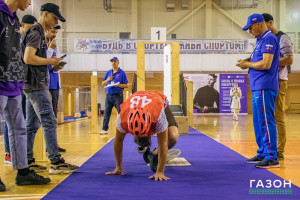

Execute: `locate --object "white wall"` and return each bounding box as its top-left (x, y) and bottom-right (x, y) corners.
top-left (286, 0), bottom-right (300, 32)
top-left (19, 0), bottom-right (300, 40)
top-left (62, 53), bottom-right (300, 72)
top-left (17, 0), bottom-right (300, 54)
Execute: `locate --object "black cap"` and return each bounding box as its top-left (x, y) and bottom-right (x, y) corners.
top-left (262, 13), bottom-right (274, 22)
top-left (41, 3), bottom-right (66, 22)
top-left (21, 15), bottom-right (37, 24)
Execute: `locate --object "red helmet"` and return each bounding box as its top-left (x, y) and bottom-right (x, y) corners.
top-left (127, 107), bottom-right (152, 137)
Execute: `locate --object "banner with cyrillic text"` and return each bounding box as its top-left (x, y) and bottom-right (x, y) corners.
top-left (74, 39), bottom-right (255, 54)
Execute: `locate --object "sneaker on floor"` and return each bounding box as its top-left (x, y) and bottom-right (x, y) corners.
top-left (4, 153), bottom-right (11, 164)
top-left (147, 152), bottom-right (158, 172)
top-left (15, 170), bottom-right (51, 186)
top-left (138, 145), bottom-right (149, 154)
top-left (143, 147), bottom-right (150, 164)
top-left (28, 158), bottom-right (47, 172)
top-left (49, 158), bottom-right (79, 174)
top-left (0, 179), bottom-right (6, 192)
top-left (100, 130), bottom-right (109, 135)
top-left (247, 156), bottom-right (264, 163)
top-left (255, 159), bottom-right (280, 169)
top-left (29, 163), bottom-right (47, 172)
top-left (58, 147), bottom-right (66, 152)
top-left (166, 149), bottom-right (181, 162)
top-left (134, 137), bottom-right (151, 154)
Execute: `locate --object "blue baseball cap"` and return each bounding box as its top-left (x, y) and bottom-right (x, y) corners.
top-left (242, 14), bottom-right (265, 31)
top-left (54, 24), bottom-right (61, 30)
top-left (110, 57), bottom-right (119, 61)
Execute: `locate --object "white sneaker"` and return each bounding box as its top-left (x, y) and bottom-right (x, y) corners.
top-left (166, 149), bottom-right (181, 162)
top-left (100, 130), bottom-right (109, 135)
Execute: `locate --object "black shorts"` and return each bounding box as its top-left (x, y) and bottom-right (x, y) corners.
top-left (165, 105), bottom-right (178, 128)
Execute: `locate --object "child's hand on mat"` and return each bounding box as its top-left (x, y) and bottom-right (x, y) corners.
top-left (105, 167), bottom-right (125, 176)
top-left (149, 173), bottom-right (170, 181)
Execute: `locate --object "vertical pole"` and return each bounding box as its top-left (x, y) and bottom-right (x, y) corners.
top-left (75, 88), bottom-right (80, 113)
top-left (90, 74), bottom-right (98, 133)
top-left (137, 42), bottom-right (145, 91)
top-left (125, 90), bottom-right (130, 100)
top-left (186, 81), bottom-right (194, 126)
top-left (171, 42), bottom-right (180, 105)
top-left (33, 128), bottom-right (47, 162)
top-left (68, 93), bottom-right (72, 116)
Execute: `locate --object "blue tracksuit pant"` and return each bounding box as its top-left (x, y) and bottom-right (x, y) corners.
top-left (252, 90), bottom-right (278, 160)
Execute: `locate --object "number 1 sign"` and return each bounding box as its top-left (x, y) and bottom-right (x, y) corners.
top-left (151, 27), bottom-right (167, 42)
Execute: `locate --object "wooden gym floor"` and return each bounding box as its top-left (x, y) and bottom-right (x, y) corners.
top-left (0, 113), bottom-right (299, 199)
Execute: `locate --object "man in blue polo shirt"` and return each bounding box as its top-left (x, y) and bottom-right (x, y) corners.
top-left (100, 57), bottom-right (128, 134)
top-left (236, 14), bottom-right (280, 168)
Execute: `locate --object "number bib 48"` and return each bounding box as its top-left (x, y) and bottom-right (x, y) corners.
top-left (120, 90), bottom-right (167, 133)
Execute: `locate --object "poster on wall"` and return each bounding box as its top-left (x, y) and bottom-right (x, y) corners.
top-left (184, 74), bottom-right (220, 113)
top-left (184, 74), bottom-right (247, 114)
top-left (219, 74), bottom-right (248, 114)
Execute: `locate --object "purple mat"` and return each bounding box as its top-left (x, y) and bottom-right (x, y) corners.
top-left (43, 128), bottom-right (300, 200)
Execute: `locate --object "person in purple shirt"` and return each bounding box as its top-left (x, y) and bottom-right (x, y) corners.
top-left (237, 14), bottom-right (280, 169)
top-left (3, 14), bottom-right (36, 166)
top-left (0, 0), bottom-right (50, 189)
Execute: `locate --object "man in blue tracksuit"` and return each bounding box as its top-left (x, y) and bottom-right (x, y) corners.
top-left (237, 14), bottom-right (280, 168)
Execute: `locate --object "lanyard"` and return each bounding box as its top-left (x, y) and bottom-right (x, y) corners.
top-left (111, 69), bottom-right (119, 78)
top-left (111, 69), bottom-right (115, 77)
top-left (250, 30), bottom-right (271, 59)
